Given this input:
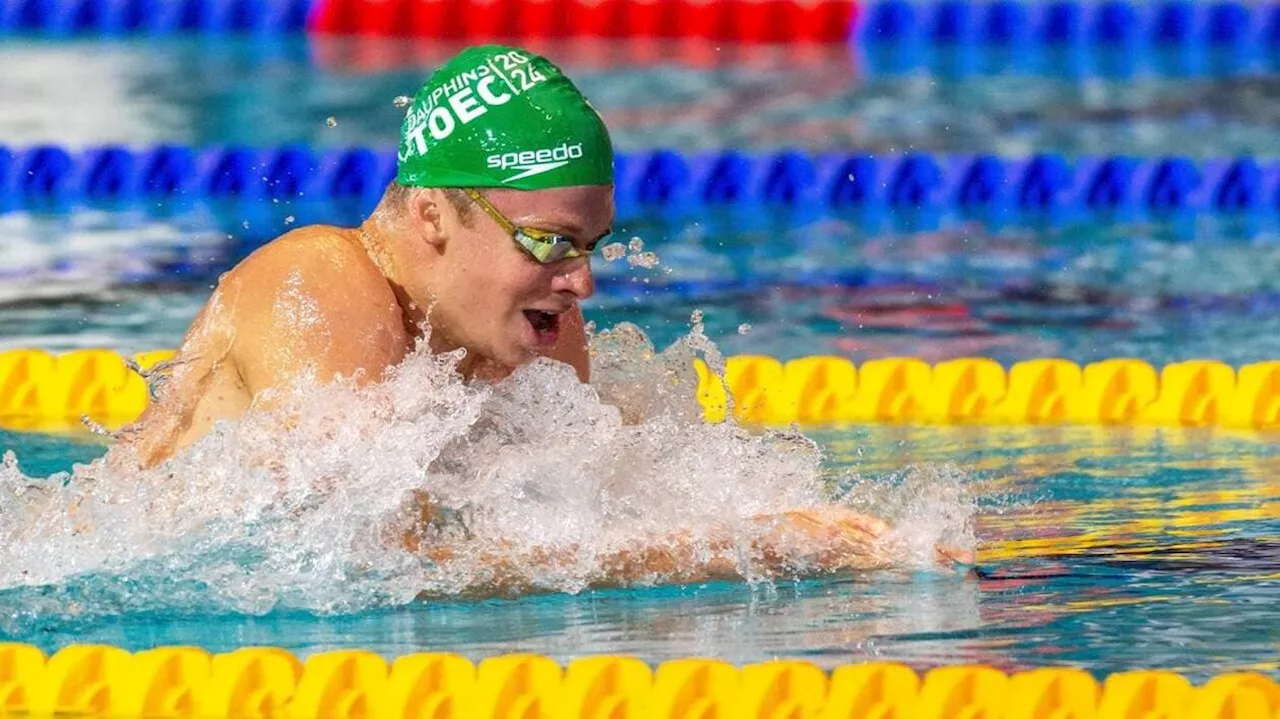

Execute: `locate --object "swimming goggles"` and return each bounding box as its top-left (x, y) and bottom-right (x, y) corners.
top-left (464, 188), bottom-right (607, 264)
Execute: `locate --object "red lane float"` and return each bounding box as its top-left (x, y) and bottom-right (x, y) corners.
top-left (308, 0), bottom-right (857, 43)
top-left (307, 36), bottom-right (858, 75)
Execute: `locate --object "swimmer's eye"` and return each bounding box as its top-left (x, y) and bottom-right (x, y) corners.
top-left (515, 228), bottom-right (611, 263)
top-left (532, 229), bottom-right (610, 256)
top-left (514, 229), bottom-right (589, 263)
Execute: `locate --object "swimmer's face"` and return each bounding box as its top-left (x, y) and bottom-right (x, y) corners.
top-left (415, 185), bottom-right (614, 367)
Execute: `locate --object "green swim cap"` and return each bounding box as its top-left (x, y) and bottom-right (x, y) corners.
top-left (396, 45), bottom-right (614, 191)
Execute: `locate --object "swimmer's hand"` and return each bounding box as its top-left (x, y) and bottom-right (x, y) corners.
top-left (746, 506), bottom-right (975, 571)
top-left (410, 506), bottom-right (973, 595)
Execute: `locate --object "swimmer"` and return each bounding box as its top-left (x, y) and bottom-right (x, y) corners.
top-left (117, 45), bottom-right (972, 582)
top-left (125, 45), bottom-right (612, 465)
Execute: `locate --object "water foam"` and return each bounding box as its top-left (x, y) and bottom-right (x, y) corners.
top-left (0, 323), bottom-right (976, 628)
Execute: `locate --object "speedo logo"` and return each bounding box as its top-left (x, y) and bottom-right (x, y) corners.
top-left (486, 143), bottom-right (584, 183)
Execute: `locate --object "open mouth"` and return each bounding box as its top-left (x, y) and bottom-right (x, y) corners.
top-left (523, 309), bottom-right (561, 345)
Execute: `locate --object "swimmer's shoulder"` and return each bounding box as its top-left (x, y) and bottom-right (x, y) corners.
top-left (219, 225), bottom-right (411, 389)
top-left (222, 225), bottom-right (401, 315)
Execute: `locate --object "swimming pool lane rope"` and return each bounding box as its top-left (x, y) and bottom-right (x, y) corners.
top-left (6, 0), bottom-right (1280, 60)
top-left (6, 145), bottom-right (1280, 223)
top-left (0, 643), bottom-right (1274, 718)
top-left (2, 349), bottom-right (1279, 431)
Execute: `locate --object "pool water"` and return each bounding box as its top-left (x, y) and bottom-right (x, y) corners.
top-left (4, 37), bottom-right (1280, 155)
top-left (2, 34), bottom-right (1279, 680)
top-left (2, 424), bottom-right (1277, 680)
top-left (9, 210), bottom-right (1280, 365)
top-left (7, 36), bottom-right (1280, 360)
top-left (6, 37), bottom-right (1280, 358)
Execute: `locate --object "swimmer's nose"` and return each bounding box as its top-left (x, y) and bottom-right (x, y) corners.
top-left (552, 257), bottom-right (595, 299)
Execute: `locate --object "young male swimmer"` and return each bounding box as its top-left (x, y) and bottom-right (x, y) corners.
top-left (118, 45), bottom-right (971, 583)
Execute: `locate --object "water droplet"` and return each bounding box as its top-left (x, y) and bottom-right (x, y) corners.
top-left (737, 323), bottom-right (752, 335)
top-left (601, 242), bottom-right (627, 262)
top-left (326, 117), bottom-right (338, 128)
top-left (626, 252), bottom-right (659, 269)
top-left (628, 237), bottom-right (645, 252)
top-left (393, 95), bottom-right (412, 108)
top-left (690, 309), bottom-right (704, 325)
top-left (242, 221), bottom-right (250, 229)
top-left (80, 415), bottom-right (115, 438)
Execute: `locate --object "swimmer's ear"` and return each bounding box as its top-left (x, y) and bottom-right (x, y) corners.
top-left (408, 188), bottom-right (448, 251)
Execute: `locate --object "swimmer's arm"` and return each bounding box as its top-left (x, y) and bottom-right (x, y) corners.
top-left (415, 508), bottom-right (973, 595)
top-left (592, 508), bottom-right (972, 584)
top-left (594, 509), bottom-right (907, 584)
top-left (228, 236), bottom-right (408, 403)
top-left (416, 509), bottom-right (891, 595)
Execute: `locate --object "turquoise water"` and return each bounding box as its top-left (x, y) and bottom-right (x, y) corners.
top-left (2, 35), bottom-right (1280, 679)
top-left (8, 211), bottom-right (1280, 364)
top-left (3, 425), bottom-right (1277, 680)
top-left (3, 38), bottom-right (1279, 155)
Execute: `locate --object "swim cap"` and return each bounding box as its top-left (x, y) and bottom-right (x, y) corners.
top-left (396, 45), bottom-right (614, 191)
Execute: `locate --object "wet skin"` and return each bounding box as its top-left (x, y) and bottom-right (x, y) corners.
top-left (122, 186), bottom-right (607, 467)
top-left (112, 185), bottom-right (973, 585)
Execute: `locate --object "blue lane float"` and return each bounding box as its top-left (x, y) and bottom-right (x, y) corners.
top-left (3, 144), bottom-right (1280, 226)
top-left (0, 0), bottom-right (310, 33)
top-left (2, 144), bottom-right (398, 205)
top-left (857, 0), bottom-right (1280, 76)
top-left (860, 0), bottom-right (1278, 49)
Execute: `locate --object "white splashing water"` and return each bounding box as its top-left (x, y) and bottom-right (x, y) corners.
top-left (601, 242), bottom-right (627, 262)
top-left (0, 324), bottom-right (975, 627)
top-left (833, 463), bottom-right (977, 569)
